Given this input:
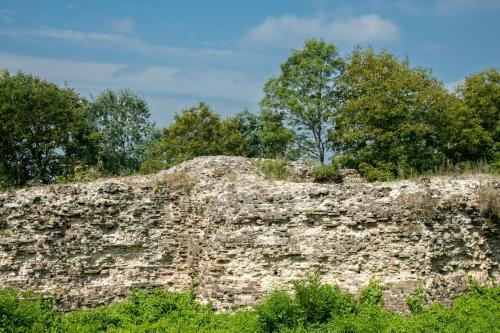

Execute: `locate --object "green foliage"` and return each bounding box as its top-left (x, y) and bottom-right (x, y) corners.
top-left (261, 39), bottom-right (343, 164)
top-left (140, 103), bottom-right (249, 173)
top-left (87, 89), bottom-right (159, 175)
top-left (292, 273), bottom-right (357, 323)
top-left (0, 70), bottom-right (91, 186)
top-left (258, 109), bottom-right (295, 159)
top-left (255, 290), bottom-right (298, 332)
top-left (0, 288), bottom-right (57, 332)
top-left (0, 277), bottom-right (499, 332)
top-left (56, 160), bottom-right (105, 183)
top-left (331, 47), bottom-right (452, 179)
top-left (235, 109), bottom-right (264, 158)
top-left (253, 159), bottom-right (288, 180)
top-left (445, 68), bottom-right (499, 166)
top-left (311, 164), bottom-right (342, 183)
top-left (359, 278), bottom-right (384, 307)
top-left (405, 285), bottom-right (426, 315)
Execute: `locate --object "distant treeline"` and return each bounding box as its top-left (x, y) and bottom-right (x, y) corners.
top-left (1, 39), bottom-right (498, 186)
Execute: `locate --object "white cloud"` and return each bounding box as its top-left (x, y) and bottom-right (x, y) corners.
top-left (241, 13), bottom-right (399, 48)
top-left (0, 27), bottom-right (235, 58)
top-left (109, 17), bottom-right (135, 33)
top-left (444, 79), bottom-right (463, 92)
top-left (0, 52), bottom-right (263, 124)
top-left (435, 0), bottom-right (500, 14)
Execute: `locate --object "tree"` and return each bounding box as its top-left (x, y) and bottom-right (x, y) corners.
top-left (330, 47), bottom-right (452, 180)
top-left (261, 39), bottom-right (343, 164)
top-left (258, 108), bottom-right (295, 159)
top-left (140, 103), bottom-right (245, 173)
top-left (444, 68), bottom-right (499, 167)
top-left (233, 109), bottom-right (263, 158)
top-left (87, 89), bottom-right (158, 174)
top-left (0, 70), bottom-right (89, 186)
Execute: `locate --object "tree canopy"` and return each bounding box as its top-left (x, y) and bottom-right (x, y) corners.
top-left (261, 39), bottom-right (343, 164)
top-left (0, 70), bottom-right (89, 186)
top-left (140, 103), bottom-right (247, 173)
top-left (330, 47), bottom-right (453, 179)
top-left (87, 89), bottom-right (159, 174)
top-left (1, 42), bottom-right (498, 185)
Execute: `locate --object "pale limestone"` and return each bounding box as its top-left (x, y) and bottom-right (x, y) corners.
top-left (0, 156), bottom-right (498, 313)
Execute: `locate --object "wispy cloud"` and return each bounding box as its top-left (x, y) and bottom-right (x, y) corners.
top-left (0, 9), bottom-right (15, 24)
top-left (435, 0), bottom-right (500, 14)
top-left (0, 52), bottom-right (263, 122)
top-left (0, 27), bottom-right (235, 58)
top-left (109, 17), bottom-right (135, 33)
top-left (241, 13), bottom-right (400, 49)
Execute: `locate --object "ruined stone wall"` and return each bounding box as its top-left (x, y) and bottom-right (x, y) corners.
top-left (0, 156), bottom-right (498, 312)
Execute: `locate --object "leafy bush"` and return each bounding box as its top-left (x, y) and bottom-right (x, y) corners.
top-left (405, 285), bottom-right (426, 314)
top-left (311, 165), bottom-right (342, 183)
top-left (253, 159), bottom-right (288, 180)
top-left (358, 163), bottom-right (395, 182)
top-left (293, 273), bottom-right (356, 323)
top-left (255, 289), bottom-right (298, 332)
top-left (359, 279), bottom-right (384, 307)
top-left (0, 276), bottom-right (499, 332)
top-left (0, 288), bottom-right (57, 332)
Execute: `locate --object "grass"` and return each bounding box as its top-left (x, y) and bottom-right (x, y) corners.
top-left (253, 159), bottom-right (289, 180)
top-left (152, 170), bottom-right (196, 194)
top-left (477, 183), bottom-right (499, 223)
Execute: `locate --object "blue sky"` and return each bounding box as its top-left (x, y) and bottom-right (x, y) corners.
top-left (1, 0), bottom-right (499, 126)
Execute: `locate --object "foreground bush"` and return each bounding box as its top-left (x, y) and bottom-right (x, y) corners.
top-left (0, 275), bottom-right (498, 332)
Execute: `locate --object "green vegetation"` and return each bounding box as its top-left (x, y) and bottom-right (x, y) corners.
top-left (253, 159), bottom-right (289, 180)
top-left (0, 70), bottom-right (91, 186)
top-left (1, 39), bottom-right (498, 186)
top-left (86, 89), bottom-right (160, 175)
top-left (261, 39), bottom-right (343, 165)
top-left (0, 275), bottom-right (498, 332)
top-left (311, 164), bottom-right (342, 183)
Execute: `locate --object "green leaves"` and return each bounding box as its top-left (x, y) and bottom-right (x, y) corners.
top-left (87, 89), bottom-right (158, 175)
top-left (140, 103), bottom-right (248, 172)
top-left (261, 39), bottom-right (344, 164)
top-left (0, 70), bottom-right (88, 186)
top-left (331, 47), bottom-right (452, 179)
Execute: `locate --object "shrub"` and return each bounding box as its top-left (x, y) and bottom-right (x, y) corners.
top-left (1, 276), bottom-right (499, 332)
top-left (312, 164), bottom-right (342, 183)
top-left (0, 288), bottom-right (57, 332)
top-left (253, 159), bottom-right (288, 180)
top-left (405, 285), bottom-right (426, 314)
top-left (255, 289), bottom-right (298, 332)
top-left (359, 278), bottom-right (384, 307)
top-left (358, 163), bottom-right (394, 182)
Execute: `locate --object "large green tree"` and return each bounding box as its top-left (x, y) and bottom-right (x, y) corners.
top-left (0, 70), bottom-right (90, 186)
top-left (261, 39), bottom-right (343, 164)
top-left (330, 47), bottom-right (452, 180)
top-left (140, 103), bottom-right (246, 173)
top-left (87, 89), bottom-right (158, 174)
top-left (444, 68), bottom-right (499, 167)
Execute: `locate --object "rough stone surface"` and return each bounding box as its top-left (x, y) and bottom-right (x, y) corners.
top-left (0, 156), bottom-right (498, 313)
